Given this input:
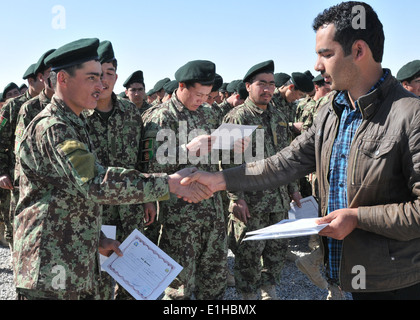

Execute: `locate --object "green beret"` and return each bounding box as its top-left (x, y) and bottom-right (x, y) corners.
top-left (98, 41), bottom-right (116, 64)
top-left (22, 63), bottom-right (36, 80)
top-left (304, 70), bottom-right (314, 80)
top-left (45, 38), bottom-right (100, 71)
top-left (34, 49), bottom-right (56, 75)
top-left (153, 78), bottom-right (170, 92)
top-left (146, 89), bottom-right (156, 96)
top-left (211, 74), bottom-right (223, 92)
top-left (226, 80), bottom-right (241, 93)
top-left (291, 72), bottom-right (314, 93)
top-left (237, 81), bottom-right (249, 100)
top-left (123, 70), bottom-right (144, 88)
top-left (274, 73), bottom-right (291, 87)
top-left (19, 84), bottom-right (28, 91)
top-left (2, 82), bottom-right (19, 99)
top-left (312, 74), bottom-right (325, 84)
top-left (243, 60), bottom-right (275, 83)
top-left (397, 60), bottom-right (420, 81)
top-left (163, 80), bottom-right (179, 94)
top-left (220, 83), bottom-right (228, 93)
top-left (175, 60), bottom-right (215, 84)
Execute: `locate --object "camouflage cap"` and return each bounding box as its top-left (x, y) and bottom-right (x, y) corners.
top-left (163, 80), bottom-right (179, 94)
top-left (123, 70), bottom-right (144, 88)
top-left (22, 63), bottom-right (36, 80)
top-left (98, 40), bottom-right (116, 64)
top-left (396, 60), bottom-right (420, 81)
top-left (45, 38), bottom-right (100, 71)
top-left (34, 49), bottom-right (56, 75)
top-left (153, 78), bottom-right (171, 92)
top-left (291, 72), bottom-right (314, 93)
top-left (175, 60), bottom-right (215, 84)
top-left (243, 60), bottom-right (275, 83)
top-left (274, 73), bottom-right (291, 87)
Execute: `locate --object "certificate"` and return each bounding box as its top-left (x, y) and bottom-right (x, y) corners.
top-left (243, 218), bottom-right (329, 241)
top-left (211, 123), bottom-right (258, 150)
top-left (102, 229), bottom-right (183, 300)
top-left (288, 196), bottom-right (319, 220)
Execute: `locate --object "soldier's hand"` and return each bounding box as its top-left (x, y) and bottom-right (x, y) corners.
top-left (232, 199), bottom-right (251, 224)
top-left (290, 191), bottom-right (302, 208)
top-left (180, 170), bottom-right (227, 194)
top-left (143, 202), bottom-right (157, 226)
top-left (99, 238), bottom-right (123, 257)
top-left (186, 135), bottom-right (216, 157)
top-left (233, 136), bottom-right (251, 154)
top-left (169, 167), bottom-right (214, 203)
top-left (0, 174), bottom-right (13, 190)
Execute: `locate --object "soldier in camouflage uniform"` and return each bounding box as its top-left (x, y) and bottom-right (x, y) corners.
top-left (150, 78), bottom-right (170, 107)
top-left (271, 72), bottom-right (314, 138)
top-left (0, 59), bottom-right (48, 247)
top-left (84, 41), bottom-right (157, 300)
top-left (222, 61), bottom-right (301, 300)
top-left (123, 70), bottom-right (151, 114)
top-left (143, 60), bottom-right (227, 300)
top-left (13, 38), bottom-right (208, 300)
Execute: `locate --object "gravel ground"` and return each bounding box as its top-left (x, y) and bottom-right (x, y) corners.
top-left (0, 236), bottom-right (351, 300)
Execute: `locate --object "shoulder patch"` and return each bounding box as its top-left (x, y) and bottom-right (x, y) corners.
top-left (57, 140), bottom-right (96, 184)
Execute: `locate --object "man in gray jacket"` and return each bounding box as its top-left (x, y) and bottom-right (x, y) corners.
top-left (181, 1), bottom-right (420, 300)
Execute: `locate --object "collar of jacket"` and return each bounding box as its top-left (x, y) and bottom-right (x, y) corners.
top-left (329, 69), bottom-right (395, 120)
top-left (50, 95), bottom-right (87, 129)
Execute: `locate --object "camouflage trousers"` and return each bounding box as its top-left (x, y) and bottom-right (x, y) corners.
top-left (159, 213), bottom-right (227, 300)
top-left (229, 210), bottom-right (288, 294)
top-left (0, 189), bottom-right (12, 244)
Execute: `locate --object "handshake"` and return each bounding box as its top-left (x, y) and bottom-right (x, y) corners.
top-left (168, 167), bottom-right (227, 203)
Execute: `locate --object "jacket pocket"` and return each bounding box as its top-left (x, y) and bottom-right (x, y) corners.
top-left (351, 138), bottom-right (396, 187)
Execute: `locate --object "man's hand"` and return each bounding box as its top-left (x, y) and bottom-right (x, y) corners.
top-left (232, 199), bottom-right (251, 224)
top-left (143, 202), bottom-right (157, 226)
top-left (290, 191), bottom-right (302, 208)
top-left (99, 238), bottom-right (123, 257)
top-left (180, 170), bottom-right (227, 194)
top-left (233, 136), bottom-right (251, 154)
top-left (186, 135), bottom-right (216, 157)
top-left (169, 167), bottom-right (214, 203)
top-left (316, 208), bottom-right (358, 240)
top-left (0, 175), bottom-right (13, 190)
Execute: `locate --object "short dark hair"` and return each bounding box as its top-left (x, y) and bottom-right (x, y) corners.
top-left (312, 1), bottom-right (385, 63)
top-left (183, 79), bottom-right (214, 89)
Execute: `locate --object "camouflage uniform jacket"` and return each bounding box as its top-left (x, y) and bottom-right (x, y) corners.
top-left (0, 90), bottom-right (32, 177)
top-left (300, 94), bottom-right (332, 132)
top-left (271, 88), bottom-right (296, 125)
top-left (13, 96), bottom-right (169, 296)
top-left (84, 93), bottom-right (146, 239)
top-left (222, 97), bottom-right (299, 214)
top-left (142, 91), bottom-right (224, 222)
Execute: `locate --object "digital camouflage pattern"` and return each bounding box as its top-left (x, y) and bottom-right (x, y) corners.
top-left (85, 93), bottom-right (148, 299)
top-left (271, 88), bottom-right (297, 127)
top-left (222, 97), bottom-right (298, 294)
top-left (143, 91), bottom-right (227, 300)
top-left (0, 90), bottom-right (33, 244)
top-left (13, 96), bottom-right (169, 299)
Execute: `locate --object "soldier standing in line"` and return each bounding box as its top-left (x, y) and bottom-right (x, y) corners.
top-left (123, 70), bottom-right (151, 114)
top-left (84, 40), bottom-right (157, 300)
top-left (0, 59), bottom-right (47, 248)
top-left (12, 38), bottom-right (211, 300)
top-left (222, 60), bottom-right (301, 300)
top-left (150, 78), bottom-right (170, 106)
top-left (396, 60), bottom-right (420, 97)
top-left (143, 60), bottom-right (230, 300)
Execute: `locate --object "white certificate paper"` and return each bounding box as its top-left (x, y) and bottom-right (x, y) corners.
top-left (288, 196), bottom-right (319, 220)
top-left (102, 229), bottom-right (183, 300)
top-left (243, 218), bottom-right (329, 241)
top-left (211, 123), bottom-right (258, 150)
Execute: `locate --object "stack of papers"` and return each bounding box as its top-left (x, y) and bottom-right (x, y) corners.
top-left (211, 123), bottom-right (258, 150)
top-left (243, 218), bottom-right (329, 241)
